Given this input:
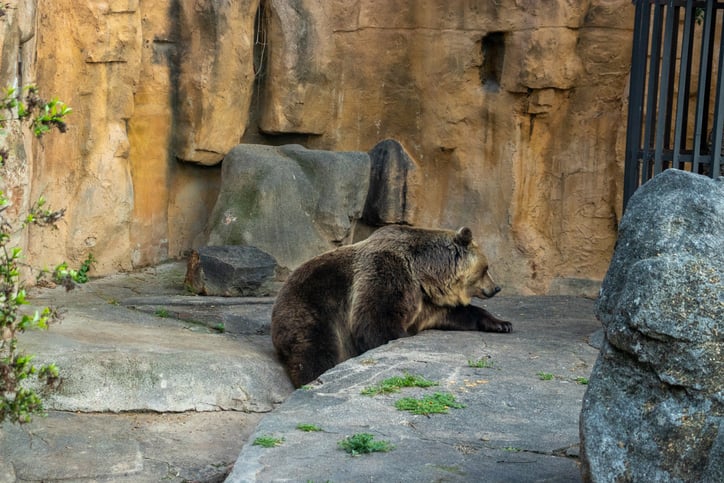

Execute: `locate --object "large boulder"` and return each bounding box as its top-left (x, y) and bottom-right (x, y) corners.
top-left (580, 169), bottom-right (723, 482)
top-left (203, 144), bottom-right (370, 272)
top-left (201, 140), bottom-right (430, 274)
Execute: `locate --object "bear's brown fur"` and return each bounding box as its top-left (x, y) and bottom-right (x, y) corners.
top-left (271, 225), bottom-right (512, 387)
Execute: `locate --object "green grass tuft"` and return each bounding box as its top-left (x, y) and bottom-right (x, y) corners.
top-left (395, 392), bottom-right (466, 415)
top-left (296, 423), bottom-right (322, 432)
top-left (467, 357), bottom-right (495, 368)
top-left (338, 433), bottom-right (394, 456)
top-left (361, 373), bottom-right (438, 396)
top-left (252, 435), bottom-right (284, 448)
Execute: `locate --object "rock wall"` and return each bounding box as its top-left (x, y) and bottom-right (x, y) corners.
top-left (0, 0), bottom-right (635, 294)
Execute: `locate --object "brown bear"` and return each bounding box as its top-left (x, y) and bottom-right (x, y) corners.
top-left (271, 225), bottom-right (512, 387)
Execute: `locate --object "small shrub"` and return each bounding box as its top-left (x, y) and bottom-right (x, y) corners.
top-left (52, 253), bottom-right (95, 287)
top-left (253, 435), bottom-right (284, 448)
top-left (537, 372), bottom-right (555, 381)
top-left (296, 423), bottom-right (322, 432)
top-left (0, 84), bottom-right (70, 424)
top-left (395, 392), bottom-right (466, 415)
top-left (575, 377), bottom-right (589, 385)
top-left (0, 193), bottom-right (64, 424)
top-left (154, 308), bottom-right (169, 318)
top-left (361, 373), bottom-right (437, 396)
top-left (338, 433), bottom-right (394, 456)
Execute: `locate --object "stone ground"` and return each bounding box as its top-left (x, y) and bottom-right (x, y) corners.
top-left (0, 262), bottom-right (602, 482)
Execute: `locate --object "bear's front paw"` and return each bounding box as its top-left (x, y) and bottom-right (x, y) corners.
top-left (497, 320), bottom-right (513, 333)
top-left (480, 318), bottom-right (513, 333)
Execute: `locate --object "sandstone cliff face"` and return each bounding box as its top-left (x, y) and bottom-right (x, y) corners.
top-left (1, 0), bottom-right (634, 294)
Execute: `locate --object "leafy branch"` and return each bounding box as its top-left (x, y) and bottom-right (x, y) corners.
top-left (0, 192), bottom-right (65, 424)
top-left (0, 85), bottom-right (72, 164)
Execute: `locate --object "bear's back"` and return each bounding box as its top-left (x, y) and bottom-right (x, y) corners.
top-left (273, 247), bottom-right (356, 328)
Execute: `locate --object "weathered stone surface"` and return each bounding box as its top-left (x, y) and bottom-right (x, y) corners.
top-left (258, 0), bottom-right (334, 135)
top-left (204, 143), bottom-right (370, 271)
top-left (1, 411), bottom-right (262, 483)
top-left (361, 139), bottom-right (420, 226)
top-left (124, 295), bottom-right (275, 336)
top-left (185, 245), bottom-right (279, 297)
top-left (580, 170), bottom-right (724, 482)
top-left (23, 311), bottom-right (291, 413)
top-left (501, 28), bottom-right (583, 92)
top-left (4, 0), bottom-right (635, 295)
top-left (173, 0), bottom-right (259, 165)
top-left (17, 262), bottom-right (293, 415)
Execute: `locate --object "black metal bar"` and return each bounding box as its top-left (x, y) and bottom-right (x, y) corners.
top-left (702, 2), bottom-right (718, 168)
top-left (624, 0), bottom-right (652, 208)
top-left (642, 3), bottom-right (664, 182)
top-left (693, 0), bottom-right (716, 173)
top-left (673, 0), bottom-right (696, 169)
top-left (662, 4), bottom-right (680, 157)
top-left (654, 1), bottom-right (677, 174)
top-left (711, 8), bottom-right (724, 176)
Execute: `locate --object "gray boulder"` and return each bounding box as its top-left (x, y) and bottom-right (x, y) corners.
top-left (580, 169), bottom-right (723, 482)
top-left (185, 245), bottom-right (280, 296)
top-left (204, 144), bottom-right (370, 271)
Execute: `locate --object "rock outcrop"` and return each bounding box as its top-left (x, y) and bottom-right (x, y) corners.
top-left (202, 139), bottom-right (428, 273)
top-left (361, 139), bottom-right (420, 227)
top-left (185, 245), bottom-right (280, 297)
top-left (173, 0), bottom-right (259, 165)
top-left (2, 0), bottom-right (636, 294)
top-left (580, 170), bottom-right (723, 482)
top-left (204, 143), bottom-right (369, 271)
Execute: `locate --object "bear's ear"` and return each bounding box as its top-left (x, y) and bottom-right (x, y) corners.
top-left (454, 227), bottom-right (473, 246)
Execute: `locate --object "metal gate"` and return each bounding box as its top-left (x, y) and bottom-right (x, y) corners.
top-left (624, 0), bottom-right (724, 209)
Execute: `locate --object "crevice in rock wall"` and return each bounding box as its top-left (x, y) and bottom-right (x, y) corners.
top-left (480, 31), bottom-right (505, 92)
top-left (166, 0), bottom-right (181, 161)
top-left (241, 0), bottom-right (273, 144)
top-left (253, 0), bottom-right (268, 88)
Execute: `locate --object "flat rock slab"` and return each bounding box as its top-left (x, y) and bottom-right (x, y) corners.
top-left (123, 295), bottom-right (275, 335)
top-left (19, 262), bottom-right (292, 413)
top-left (19, 304), bottom-right (292, 413)
top-left (228, 296), bottom-right (599, 482)
top-left (0, 411), bottom-right (263, 482)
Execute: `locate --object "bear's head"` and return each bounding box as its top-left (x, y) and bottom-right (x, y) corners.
top-left (454, 227), bottom-right (501, 303)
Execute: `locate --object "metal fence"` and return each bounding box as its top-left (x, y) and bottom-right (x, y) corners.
top-left (624, 0), bottom-right (724, 209)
